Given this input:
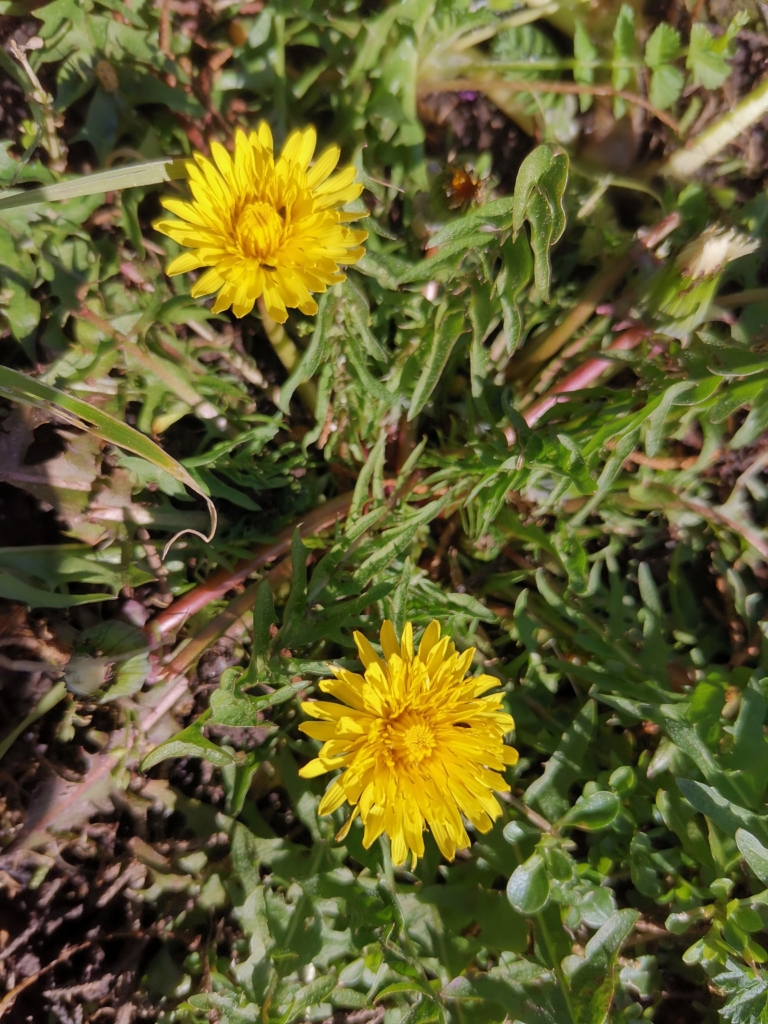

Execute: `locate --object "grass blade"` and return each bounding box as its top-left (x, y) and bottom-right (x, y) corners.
top-left (0, 159), bottom-right (189, 211)
top-left (0, 366), bottom-right (216, 549)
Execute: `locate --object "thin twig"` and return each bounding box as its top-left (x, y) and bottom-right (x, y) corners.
top-left (505, 792), bottom-right (558, 835)
top-left (0, 941), bottom-right (91, 1017)
top-left (721, 448), bottom-right (768, 512)
top-left (682, 497), bottom-right (768, 561)
top-left (9, 40), bottom-right (67, 172)
top-left (420, 77), bottom-right (680, 132)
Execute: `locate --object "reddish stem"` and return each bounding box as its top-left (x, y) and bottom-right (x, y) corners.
top-left (523, 327), bottom-right (651, 427)
top-left (147, 490), bottom-right (354, 643)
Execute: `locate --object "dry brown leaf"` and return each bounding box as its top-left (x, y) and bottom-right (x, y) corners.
top-left (3, 750), bottom-right (121, 855)
top-left (0, 406), bottom-right (105, 544)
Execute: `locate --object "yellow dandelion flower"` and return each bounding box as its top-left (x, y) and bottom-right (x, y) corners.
top-left (153, 123), bottom-right (368, 323)
top-left (298, 619), bottom-right (518, 869)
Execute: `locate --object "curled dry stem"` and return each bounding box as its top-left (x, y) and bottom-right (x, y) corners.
top-left (9, 39), bottom-right (67, 173)
top-left (147, 489), bottom-right (355, 646)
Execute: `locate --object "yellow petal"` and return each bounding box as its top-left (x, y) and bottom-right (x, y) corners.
top-left (298, 757), bottom-right (332, 779)
top-left (502, 744), bottom-right (519, 766)
top-left (307, 145), bottom-right (340, 190)
top-left (190, 267), bottom-right (225, 297)
top-left (353, 631), bottom-right (382, 669)
top-left (257, 120), bottom-right (274, 156)
top-left (318, 778), bottom-right (348, 816)
top-left (380, 620), bottom-right (399, 661)
top-left (282, 126), bottom-right (317, 169)
top-left (166, 251), bottom-right (204, 276)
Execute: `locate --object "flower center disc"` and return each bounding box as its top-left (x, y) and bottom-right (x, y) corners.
top-left (236, 200), bottom-right (284, 262)
top-left (388, 711), bottom-right (436, 766)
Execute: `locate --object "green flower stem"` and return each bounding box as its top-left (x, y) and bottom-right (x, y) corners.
top-left (472, 58), bottom-right (643, 73)
top-left (717, 288), bottom-right (768, 308)
top-left (257, 297), bottom-right (318, 415)
top-left (380, 833), bottom-right (396, 891)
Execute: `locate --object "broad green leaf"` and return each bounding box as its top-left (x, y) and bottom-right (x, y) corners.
top-left (725, 678), bottom-right (768, 806)
top-left (354, 497), bottom-right (448, 584)
top-left (285, 975), bottom-right (337, 1019)
top-left (736, 829), bottom-right (768, 887)
top-left (612, 4), bottom-right (636, 114)
top-left (657, 789), bottom-right (716, 879)
top-left (251, 580), bottom-right (278, 671)
top-left (0, 569), bottom-right (116, 608)
top-left (345, 332), bottom-right (395, 403)
top-left (210, 670), bottom-right (262, 727)
top-left (281, 531), bottom-right (311, 631)
top-left (398, 998), bottom-right (441, 1024)
top-left (512, 145), bottom-right (558, 236)
top-left (222, 752), bottom-right (263, 818)
top-left (469, 279), bottom-right (495, 397)
top-left (676, 778), bottom-right (768, 846)
top-left (564, 909), bottom-right (639, 1024)
top-left (497, 232), bottom-right (533, 353)
top-left (650, 63), bottom-right (684, 111)
top-left (645, 381), bottom-right (696, 456)
top-left (279, 290), bottom-right (337, 411)
top-left (525, 699), bottom-right (597, 820)
top-left (687, 23), bottom-right (733, 89)
top-left (427, 197), bottom-right (515, 249)
top-left (511, 146), bottom-right (567, 302)
top-left (399, 233), bottom-right (493, 284)
top-left (140, 712), bottom-right (242, 771)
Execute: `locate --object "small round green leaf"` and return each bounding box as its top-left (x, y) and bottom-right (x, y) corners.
top-left (609, 766), bottom-right (636, 794)
top-left (560, 791), bottom-right (620, 831)
top-left (506, 853), bottom-right (550, 915)
top-left (503, 821), bottom-right (533, 845)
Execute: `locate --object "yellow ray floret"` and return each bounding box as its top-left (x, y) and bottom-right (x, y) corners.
top-left (299, 619), bottom-right (518, 869)
top-left (154, 123), bottom-right (368, 323)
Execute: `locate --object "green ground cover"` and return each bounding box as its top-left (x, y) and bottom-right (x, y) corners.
top-left (3, 1), bottom-right (768, 1021)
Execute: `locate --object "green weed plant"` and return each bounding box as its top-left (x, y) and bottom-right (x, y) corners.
top-left (2, 0), bottom-right (768, 1021)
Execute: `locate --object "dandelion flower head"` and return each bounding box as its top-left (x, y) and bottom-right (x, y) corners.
top-left (299, 620), bottom-right (518, 868)
top-left (154, 123), bottom-right (368, 323)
